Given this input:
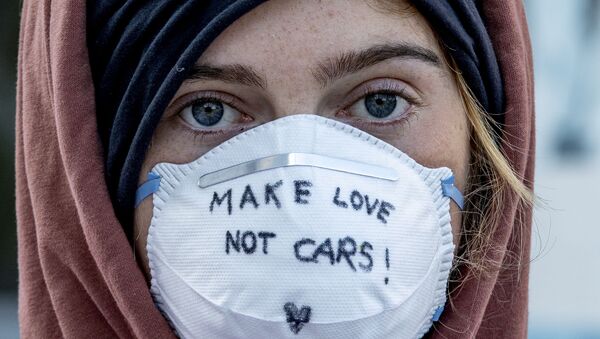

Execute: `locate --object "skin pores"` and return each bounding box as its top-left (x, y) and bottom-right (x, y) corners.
top-left (134, 0), bottom-right (469, 280)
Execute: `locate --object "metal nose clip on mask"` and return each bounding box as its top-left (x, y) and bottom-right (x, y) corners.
top-left (135, 114), bottom-right (464, 339)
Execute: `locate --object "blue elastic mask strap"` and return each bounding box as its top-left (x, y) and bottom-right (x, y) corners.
top-left (134, 172), bottom-right (161, 208)
top-left (441, 175), bottom-right (464, 210)
top-left (432, 305), bottom-right (445, 322)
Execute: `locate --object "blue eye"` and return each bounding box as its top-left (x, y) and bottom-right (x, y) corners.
top-left (364, 93), bottom-right (397, 118)
top-left (191, 99), bottom-right (224, 126)
top-left (179, 97), bottom-right (242, 130)
top-left (348, 91), bottom-right (410, 121)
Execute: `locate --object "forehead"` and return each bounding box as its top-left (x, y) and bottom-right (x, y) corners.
top-left (197, 0), bottom-right (441, 68)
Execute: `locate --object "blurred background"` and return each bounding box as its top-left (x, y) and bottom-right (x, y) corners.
top-left (0, 0), bottom-right (20, 337)
top-left (526, 1), bottom-right (600, 338)
top-left (0, 1), bottom-right (599, 338)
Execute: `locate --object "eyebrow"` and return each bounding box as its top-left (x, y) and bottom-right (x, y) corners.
top-left (313, 42), bottom-right (441, 86)
top-left (186, 42), bottom-right (440, 89)
top-left (187, 64), bottom-right (267, 89)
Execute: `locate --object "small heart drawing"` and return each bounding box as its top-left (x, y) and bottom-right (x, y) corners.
top-left (283, 302), bottom-right (312, 334)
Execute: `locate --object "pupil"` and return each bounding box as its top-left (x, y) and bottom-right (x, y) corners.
top-left (364, 93), bottom-right (397, 118)
top-left (191, 99), bottom-right (224, 126)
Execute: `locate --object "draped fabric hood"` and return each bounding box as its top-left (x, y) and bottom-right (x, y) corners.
top-left (16, 0), bottom-right (534, 337)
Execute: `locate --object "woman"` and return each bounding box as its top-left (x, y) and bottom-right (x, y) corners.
top-left (16, 0), bottom-right (535, 338)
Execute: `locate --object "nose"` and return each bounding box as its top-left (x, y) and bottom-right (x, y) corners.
top-left (265, 83), bottom-right (324, 121)
top-left (273, 110), bottom-right (318, 120)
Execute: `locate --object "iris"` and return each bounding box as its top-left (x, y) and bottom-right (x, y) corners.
top-left (364, 93), bottom-right (397, 118)
top-left (191, 99), bottom-right (224, 126)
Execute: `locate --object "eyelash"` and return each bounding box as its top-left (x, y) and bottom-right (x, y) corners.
top-left (171, 91), bottom-right (243, 117)
top-left (170, 91), bottom-right (253, 137)
top-left (357, 79), bottom-right (421, 106)
top-left (335, 79), bottom-right (422, 129)
top-left (172, 79), bottom-right (422, 135)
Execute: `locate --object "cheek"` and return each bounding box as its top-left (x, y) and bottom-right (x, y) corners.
top-left (409, 109), bottom-right (469, 250)
top-left (407, 115), bottom-right (468, 250)
top-left (373, 87), bottom-right (470, 250)
top-left (133, 119), bottom-right (222, 281)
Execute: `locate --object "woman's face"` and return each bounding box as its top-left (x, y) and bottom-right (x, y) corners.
top-left (134, 0), bottom-right (470, 279)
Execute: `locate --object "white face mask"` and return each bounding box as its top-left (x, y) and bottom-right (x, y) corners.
top-left (136, 114), bottom-right (463, 339)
